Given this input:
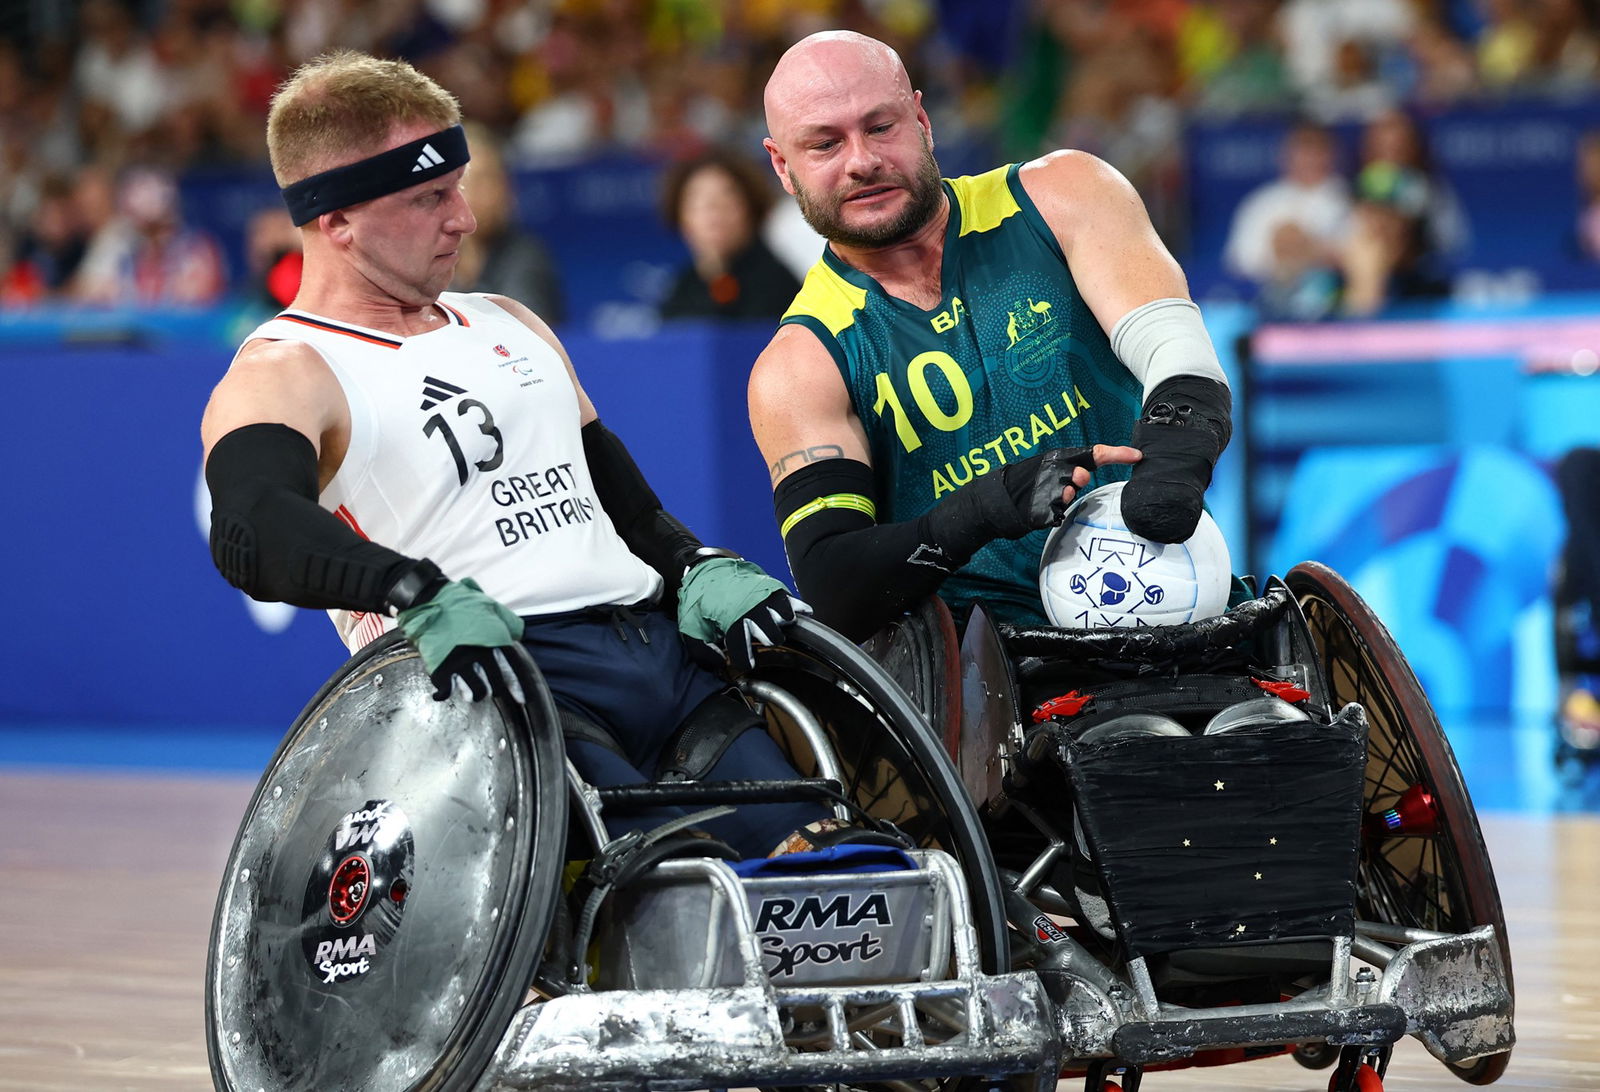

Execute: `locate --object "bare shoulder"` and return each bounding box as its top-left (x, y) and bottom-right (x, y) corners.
top-left (748, 322), bottom-right (845, 411)
top-left (748, 323), bottom-right (869, 481)
top-left (202, 337), bottom-right (343, 455)
top-left (227, 336), bottom-right (330, 382)
top-left (1017, 150), bottom-right (1143, 232)
top-left (1015, 150), bottom-right (1184, 328)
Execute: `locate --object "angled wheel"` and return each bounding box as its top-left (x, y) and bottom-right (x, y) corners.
top-left (206, 633), bottom-right (568, 1092)
top-left (861, 596), bottom-right (963, 755)
top-left (750, 617), bottom-right (1009, 974)
top-left (1287, 562), bottom-right (1512, 1084)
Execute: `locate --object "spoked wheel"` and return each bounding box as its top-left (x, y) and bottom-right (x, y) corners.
top-left (749, 617), bottom-right (1009, 976)
top-left (1287, 562), bottom-right (1512, 1084)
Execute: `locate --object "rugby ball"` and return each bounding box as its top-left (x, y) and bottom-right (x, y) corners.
top-left (1039, 481), bottom-right (1231, 629)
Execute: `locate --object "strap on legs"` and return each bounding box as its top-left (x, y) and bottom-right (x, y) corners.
top-left (654, 689), bottom-right (762, 781)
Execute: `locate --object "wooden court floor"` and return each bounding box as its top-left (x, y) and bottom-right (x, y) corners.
top-left (1, 768), bottom-right (1595, 1092)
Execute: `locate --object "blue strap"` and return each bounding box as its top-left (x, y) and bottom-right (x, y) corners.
top-left (731, 843), bottom-right (917, 878)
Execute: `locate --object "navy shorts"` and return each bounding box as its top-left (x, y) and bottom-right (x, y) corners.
top-left (519, 603), bottom-right (822, 856)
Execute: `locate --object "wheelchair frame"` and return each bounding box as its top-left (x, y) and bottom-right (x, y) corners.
top-left (205, 563), bottom-right (1514, 1092)
top-left (880, 564), bottom-right (1515, 1091)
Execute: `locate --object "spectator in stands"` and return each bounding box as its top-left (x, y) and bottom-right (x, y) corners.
top-left (1185, 0), bottom-right (1298, 118)
top-left (449, 123), bottom-right (565, 324)
top-left (1528, 0), bottom-right (1600, 91)
top-left (1277, 0), bottom-right (1416, 109)
top-left (509, 10), bottom-right (648, 163)
top-left (0, 40), bottom-right (81, 234)
top-left (1, 174), bottom-right (89, 303)
top-left (1047, 33), bottom-right (1185, 243)
top-left (1576, 128), bottom-right (1600, 259)
top-left (1339, 108), bottom-right (1465, 315)
top-left (74, 0), bottom-right (167, 163)
top-left (243, 205), bottom-right (302, 312)
top-left (1303, 36), bottom-right (1401, 122)
top-left (657, 148), bottom-right (800, 323)
top-left (1405, 12), bottom-right (1480, 107)
top-left (73, 164), bottom-right (227, 306)
top-left (1476, 0), bottom-right (1540, 89)
top-left (1223, 121), bottom-right (1351, 319)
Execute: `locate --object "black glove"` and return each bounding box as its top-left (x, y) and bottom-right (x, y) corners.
top-left (921, 446), bottom-right (1098, 564)
top-left (677, 556), bottom-right (810, 672)
top-left (722, 588), bottom-right (802, 672)
top-left (388, 560), bottom-right (539, 702)
top-left (1122, 376), bottom-right (1232, 543)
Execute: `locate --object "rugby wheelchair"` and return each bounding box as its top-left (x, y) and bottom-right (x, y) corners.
top-left (866, 561), bottom-right (1514, 1091)
top-left (204, 562), bottom-right (1514, 1092)
top-left (204, 615), bottom-right (1058, 1092)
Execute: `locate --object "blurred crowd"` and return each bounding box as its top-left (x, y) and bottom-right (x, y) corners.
top-left (2, 0), bottom-right (1600, 314)
top-left (1222, 108), bottom-right (1472, 318)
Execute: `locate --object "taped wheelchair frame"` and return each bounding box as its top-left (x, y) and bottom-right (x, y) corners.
top-left (205, 562), bottom-right (1513, 1092)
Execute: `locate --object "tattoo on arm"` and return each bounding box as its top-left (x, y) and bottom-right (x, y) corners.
top-left (770, 444), bottom-right (845, 483)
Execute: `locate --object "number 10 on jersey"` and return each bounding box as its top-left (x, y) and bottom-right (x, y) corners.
top-left (871, 350), bottom-right (974, 453)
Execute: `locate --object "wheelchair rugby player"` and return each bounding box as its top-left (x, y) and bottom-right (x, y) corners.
top-left (203, 40), bottom-right (1513, 1092)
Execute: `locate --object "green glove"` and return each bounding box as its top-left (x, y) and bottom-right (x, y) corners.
top-left (396, 578), bottom-right (530, 701)
top-left (677, 558), bottom-right (806, 670)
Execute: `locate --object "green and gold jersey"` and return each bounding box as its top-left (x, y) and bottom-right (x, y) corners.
top-left (780, 163), bottom-right (1141, 625)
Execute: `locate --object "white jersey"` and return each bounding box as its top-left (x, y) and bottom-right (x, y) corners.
top-left (239, 291), bottom-right (661, 651)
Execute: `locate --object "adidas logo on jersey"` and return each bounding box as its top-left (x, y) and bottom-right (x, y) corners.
top-left (411, 143), bottom-right (445, 172)
top-left (420, 375), bottom-right (466, 410)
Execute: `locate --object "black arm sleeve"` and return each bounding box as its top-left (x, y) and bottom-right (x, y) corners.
top-left (777, 447), bottom-right (1101, 641)
top-left (581, 418), bottom-right (705, 586)
top-left (774, 459), bottom-right (964, 642)
top-left (205, 423), bottom-right (430, 612)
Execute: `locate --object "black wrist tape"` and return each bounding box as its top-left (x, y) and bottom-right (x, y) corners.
top-left (383, 558), bottom-right (448, 613)
top-left (1124, 375), bottom-right (1232, 543)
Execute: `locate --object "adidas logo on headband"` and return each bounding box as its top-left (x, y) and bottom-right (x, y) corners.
top-left (412, 143), bottom-right (445, 172)
top-left (280, 124), bottom-right (471, 225)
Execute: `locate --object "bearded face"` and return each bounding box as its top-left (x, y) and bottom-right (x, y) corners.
top-left (790, 129), bottom-right (944, 250)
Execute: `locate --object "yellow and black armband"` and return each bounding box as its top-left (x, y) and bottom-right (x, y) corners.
top-left (773, 459), bottom-right (953, 641)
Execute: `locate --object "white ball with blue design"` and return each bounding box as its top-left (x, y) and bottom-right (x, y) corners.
top-left (1039, 481), bottom-right (1232, 629)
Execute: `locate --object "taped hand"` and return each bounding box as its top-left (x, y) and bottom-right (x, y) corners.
top-left (395, 578), bottom-right (535, 701)
top-left (1122, 377), bottom-right (1232, 543)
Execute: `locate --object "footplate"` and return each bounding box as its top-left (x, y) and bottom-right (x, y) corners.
top-left (1041, 924), bottom-right (1513, 1074)
top-left (1378, 925), bottom-right (1515, 1067)
top-left (478, 850), bottom-right (1060, 1090)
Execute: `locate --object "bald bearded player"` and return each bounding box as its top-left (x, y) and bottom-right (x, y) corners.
top-left (749, 31), bottom-right (1232, 640)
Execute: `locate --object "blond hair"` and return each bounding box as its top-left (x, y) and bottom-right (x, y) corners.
top-left (266, 50), bottom-right (462, 186)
